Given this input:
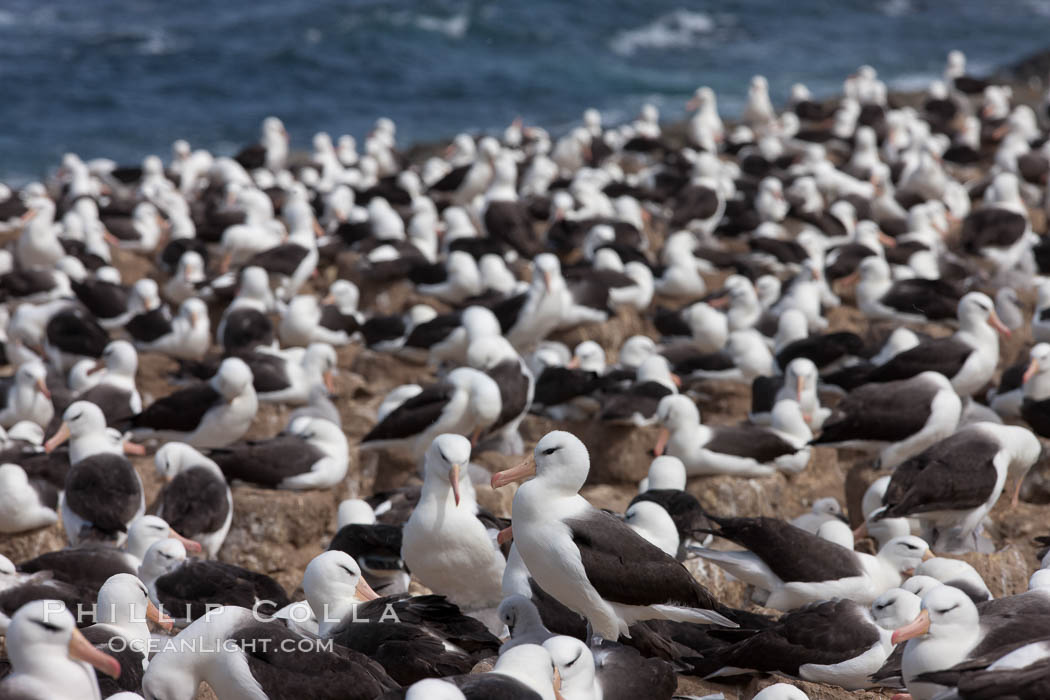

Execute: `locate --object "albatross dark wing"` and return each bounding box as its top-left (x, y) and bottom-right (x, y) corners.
top-left (245, 243), bottom-right (310, 277)
top-left (154, 561), bottom-right (289, 620)
top-left (630, 489), bottom-right (711, 541)
top-left (361, 383), bottom-right (454, 443)
top-left (879, 278), bottom-right (961, 321)
top-left (64, 455), bottom-right (141, 535)
top-left (159, 466), bottom-right (230, 536)
top-left (695, 515), bottom-right (864, 582)
top-left (486, 359), bottom-right (531, 432)
top-left (684, 599), bottom-right (880, 678)
top-left (209, 435), bottom-right (326, 487)
top-left (230, 619), bottom-right (398, 700)
top-left (775, 332), bottom-right (865, 371)
top-left (130, 382), bottom-right (222, 432)
top-left (565, 511), bottom-right (725, 611)
top-left (46, 308), bottom-right (109, 358)
top-left (703, 426), bottom-right (800, 462)
top-left (532, 367), bottom-right (599, 407)
top-left (125, 307), bottom-right (173, 343)
top-left (880, 432), bottom-right (1001, 518)
top-left (961, 207), bottom-right (1027, 253)
top-left (812, 378), bottom-right (938, 444)
top-left (82, 625), bottom-right (146, 696)
top-left (864, 337), bottom-right (974, 384)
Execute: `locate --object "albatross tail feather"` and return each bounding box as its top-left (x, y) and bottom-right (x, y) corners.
top-left (648, 603), bottom-right (739, 628)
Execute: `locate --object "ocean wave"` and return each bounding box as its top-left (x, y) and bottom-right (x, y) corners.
top-left (137, 29), bottom-right (183, 56)
top-left (415, 12), bottom-right (469, 39)
top-left (609, 9), bottom-right (715, 57)
top-left (0, 10), bottom-right (14, 26)
top-left (375, 9), bottom-right (470, 40)
top-left (877, 0), bottom-right (914, 17)
top-left (888, 71), bottom-right (937, 92)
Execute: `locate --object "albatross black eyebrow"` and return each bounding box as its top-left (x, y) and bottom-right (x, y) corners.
top-left (33, 619), bottom-right (61, 632)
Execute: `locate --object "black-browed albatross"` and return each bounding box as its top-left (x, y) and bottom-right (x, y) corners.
top-left (491, 430), bottom-right (737, 642)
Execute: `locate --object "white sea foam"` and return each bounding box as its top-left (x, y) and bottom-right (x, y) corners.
top-left (878, 0), bottom-right (914, 17)
top-left (609, 9), bottom-right (715, 57)
top-left (136, 29), bottom-right (183, 56)
top-left (415, 12), bottom-right (469, 40)
top-left (1026, 0), bottom-right (1050, 16)
top-left (377, 9), bottom-right (469, 40)
top-left (888, 71), bottom-right (938, 92)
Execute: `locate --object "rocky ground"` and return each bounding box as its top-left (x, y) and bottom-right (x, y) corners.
top-left (7, 49), bottom-right (1050, 694)
top-left (1, 238), bottom-right (1047, 699)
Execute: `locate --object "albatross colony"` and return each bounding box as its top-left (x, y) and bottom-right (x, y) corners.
top-left (4, 50), bottom-right (1050, 700)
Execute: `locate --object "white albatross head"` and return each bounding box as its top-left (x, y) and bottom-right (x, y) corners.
top-left (302, 551), bottom-right (380, 633)
top-left (126, 514), bottom-right (202, 560)
top-left (424, 433), bottom-right (472, 506)
top-left (891, 583), bottom-right (979, 646)
top-left (7, 599), bottom-right (121, 684)
top-left (543, 635), bottom-right (596, 696)
top-left (211, 357), bottom-right (254, 401)
top-left (877, 536), bottom-right (932, 577)
top-left (490, 430), bottom-right (590, 497)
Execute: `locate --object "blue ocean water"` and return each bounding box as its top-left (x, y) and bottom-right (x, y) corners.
top-left (1, 0), bottom-right (1049, 183)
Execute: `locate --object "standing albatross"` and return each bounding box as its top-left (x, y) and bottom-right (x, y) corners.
top-left (491, 430), bottom-right (736, 642)
top-left (876, 422), bottom-right (1041, 553)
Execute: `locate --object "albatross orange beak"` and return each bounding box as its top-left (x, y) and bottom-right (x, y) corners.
top-left (853, 521), bottom-right (869, 540)
top-left (542, 271), bottom-right (553, 293)
top-left (707, 295), bottom-right (729, 309)
top-left (670, 373), bottom-right (682, 388)
top-left (839, 270), bottom-right (860, 287)
top-left (878, 231), bottom-right (897, 248)
top-left (355, 576), bottom-right (381, 602)
top-left (44, 422), bottom-right (70, 454)
top-left (170, 528), bottom-right (203, 554)
top-left (554, 666), bottom-right (566, 700)
top-left (449, 463), bottom-right (462, 507)
top-left (69, 626), bottom-right (121, 679)
top-left (891, 608), bottom-right (930, 645)
top-left (35, 376), bottom-right (51, 399)
top-left (87, 360), bottom-right (105, 376)
top-left (324, 370), bottom-right (337, 394)
top-left (497, 525), bottom-right (513, 545)
top-left (146, 600), bottom-right (175, 632)
top-left (796, 374), bottom-right (806, 403)
top-left (654, 427), bottom-right (670, 457)
top-left (566, 356), bottom-right (581, 369)
top-left (1024, 358), bottom-right (1040, 384)
top-left (988, 311), bottom-right (1011, 337)
top-left (123, 441), bottom-right (147, 456)
top-left (492, 458), bottom-right (536, 489)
